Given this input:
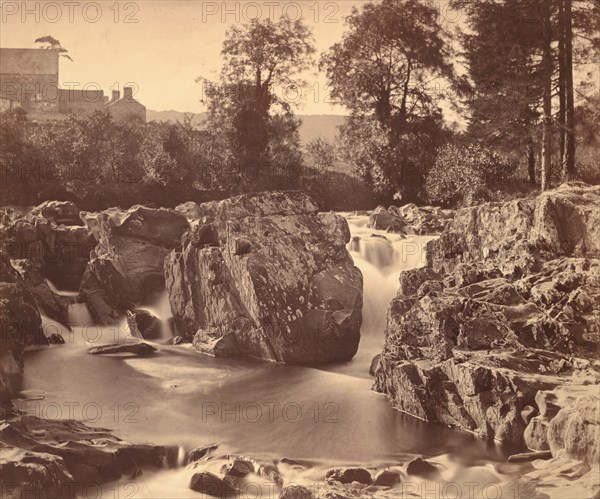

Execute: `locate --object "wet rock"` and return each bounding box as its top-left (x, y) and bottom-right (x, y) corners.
top-left (2, 202), bottom-right (94, 290)
top-left (131, 309), bottom-right (162, 340)
top-left (368, 206), bottom-right (405, 233)
top-left (130, 468), bottom-right (143, 479)
top-left (190, 471), bottom-right (238, 497)
top-left (1, 369), bottom-right (14, 417)
top-left (78, 268), bottom-right (121, 325)
top-left (278, 457), bottom-right (311, 468)
top-left (47, 333), bottom-right (65, 344)
top-left (507, 450), bottom-right (553, 463)
top-left (257, 462), bottom-right (283, 486)
top-left (0, 446), bottom-right (75, 497)
top-left (165, 191), bottom-right (363, 364)
top-left (547, 395), bottom-right (600, 466)
top-left (222, 456), bottom-right (255, 477)
top-left (188, 444), bottom-right (218, 462)
top-left (26, 200), bottom-right (82, 226)
top-left (171, 336), bottom-right (185, 345)
top-left (12, 259), bottom-right (70, 325)
top-left (406, 457), bottom-right (439, 477)
top-left (372, 469), bottom-right (401, 487)
top-left (0, 282), bottom-right (47, 375)
top-left (369, 354), bottom-right (381, 376)
top-left (279, 484), bottom-right (314, 499)
top-left (88, 341), bottom-right (157, 356)
top-left (81, 205), bottom-right (189, 313)
top-left (0, 249), bottom-right (20, 283)
top-left (0, 415), bottom-right (177, 495)
top-left (368, 204), bottom-right (452, 235)
top-left (325, 467), bottom-right (373, 485)
top-left (374, 185), bottom-right (600, 449)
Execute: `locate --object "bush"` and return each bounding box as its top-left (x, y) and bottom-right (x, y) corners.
top-left (425, 143), bottom-right (514, 206)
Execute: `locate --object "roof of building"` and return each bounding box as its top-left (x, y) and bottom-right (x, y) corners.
top-left (58, 88), bottom-right (105, 102)
top-left (0, 48), bottom-right (59, 75)
top-left (105, 97), bottom-right (145, 108)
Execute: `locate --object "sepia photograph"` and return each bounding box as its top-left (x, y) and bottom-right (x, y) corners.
top-left (0, 1), bottom-right (599, 498)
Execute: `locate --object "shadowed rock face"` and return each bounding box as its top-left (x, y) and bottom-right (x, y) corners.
top-left (80, 205), bottom-right (190, 323)
top-left (374, 184), bottom-right (600, 447)
top-left (1, 201), bottom-right (94, 290)
top-left (166, 191), bottom-right (363, 364)
top-left (0, 416), bottom-right (178, 498)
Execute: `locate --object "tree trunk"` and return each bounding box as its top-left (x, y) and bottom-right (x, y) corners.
top-left (563, 0), bottom-right (576, 178)
top-left (541, 1), bottom-right (553, 192)
top-left (558, 0), bottom-right (566, 174)
top-left (527, 142), bottom-right (536, 185)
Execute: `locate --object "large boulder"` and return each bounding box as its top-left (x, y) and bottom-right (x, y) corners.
top-left (368, 204), bottom-right (453, 235)
top-left (80, 205), bottom-right (189, 322)
top-left (165, 191), bottom-right (363, 363)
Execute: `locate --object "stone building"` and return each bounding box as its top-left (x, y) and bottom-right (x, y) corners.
top-left (58, 88), bottom-right (107, 115)
top-left (105, 87), bottom-right (146, 122)
top-left (0, 48), bottom-right (60, 117)
top-left (0, 48), bottom-right (143, 121)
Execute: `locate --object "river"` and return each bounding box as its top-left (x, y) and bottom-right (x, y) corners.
top-left (18, 214), bottom-right (524, 498)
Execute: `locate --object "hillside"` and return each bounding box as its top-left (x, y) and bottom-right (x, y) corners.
top-left (146, 110), bottom-right (345, 145)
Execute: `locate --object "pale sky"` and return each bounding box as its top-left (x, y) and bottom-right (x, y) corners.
top-left (1, 0), bottom-right (378, 114)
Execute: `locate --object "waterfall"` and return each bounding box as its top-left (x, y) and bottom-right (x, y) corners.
top-left (344, 214), bottom-right (436, 373)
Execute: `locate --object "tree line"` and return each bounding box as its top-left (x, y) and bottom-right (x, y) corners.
top-left (1, 0), bottom-right (598, 210)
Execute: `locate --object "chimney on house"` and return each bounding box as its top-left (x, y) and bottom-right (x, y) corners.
top-left (123, 87), bottom-right (133, 100)
top-left (112, 90), bottom-right (120, 102)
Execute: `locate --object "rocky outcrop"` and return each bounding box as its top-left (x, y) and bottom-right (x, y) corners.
top-left (0, 280), bottom-right (47, 377)
top-left (165, 191), bottom-right (363, 364)
top-left (547, 394), bottom-right (600, 467)
top-left (2, 202), bottom-right (94, 290)
top-left (25, 200), bottom-right (83, 226)
top-left (427, 183), bottom-right (600, 277)
top-left (0, 415), bottom-right (177, 498)
top-left (374, 184), bottom-right (600, 448)
top-left (326, 467), bottom-right (373, 485)
top-left (81, 205), bottom-right (189, 323)
top-left (11, 259), bottom-right (70, 324)
top-left (369, 204), bottom-right (453, 235)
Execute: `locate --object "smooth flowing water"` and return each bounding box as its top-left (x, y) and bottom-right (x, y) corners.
top-left (18, 215), bottom-right (523, 497)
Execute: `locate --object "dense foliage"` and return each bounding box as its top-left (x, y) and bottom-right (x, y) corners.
top-left (321, 0), bottom-right (455, 199)
top-left (200, 17), bottom-right (315, 193)
top-left (425, 143), bottom-right (513, 206)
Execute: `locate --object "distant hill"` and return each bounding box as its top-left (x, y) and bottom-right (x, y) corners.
top-left (146, 110), bottom-right (345, 145)
top-left (146, 110), bottom-right (206, 127)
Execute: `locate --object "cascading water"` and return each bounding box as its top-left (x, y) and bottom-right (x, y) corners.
top-left (17, 214), bottom-right (522, 498)
top-left (336, 214), bottom-right (437, 376)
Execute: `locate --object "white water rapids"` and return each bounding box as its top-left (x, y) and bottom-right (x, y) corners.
top-left (16, 214), bottom-right (526, 498)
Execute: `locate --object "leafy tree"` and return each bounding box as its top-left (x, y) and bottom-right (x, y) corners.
top-left (425, 143), bottom-right (513, 206)
top-left (306, 138), bottom-right (337, 177)
top-left (201, 17), bottom-right (314, 192)
top-left (321, 0), bottom-right (455, 198)
top-left (454, 0), bottom-right (544, 185)
top-left (35, 35), bottom-right (73, 61)
top-left (455, 0), bottom-right (600, 189)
